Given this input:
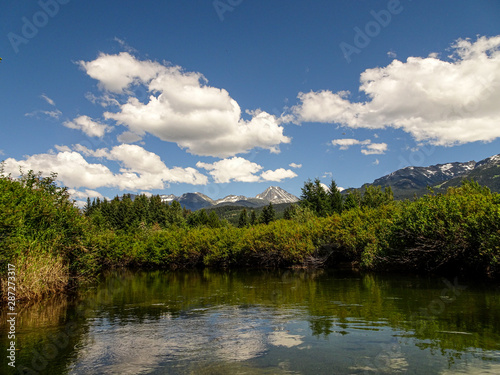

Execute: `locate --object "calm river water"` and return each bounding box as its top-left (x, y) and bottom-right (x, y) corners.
top-left (1, 269), bottom-right (500, 374)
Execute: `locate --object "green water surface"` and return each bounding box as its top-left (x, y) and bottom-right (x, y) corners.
top-left (1, 269), bottom-right (499, 374)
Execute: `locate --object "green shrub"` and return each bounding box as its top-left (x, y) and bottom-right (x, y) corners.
top-left (387, 181), bottom-right (500, 276)
top-left (0, 170), bottom-right (100, 299)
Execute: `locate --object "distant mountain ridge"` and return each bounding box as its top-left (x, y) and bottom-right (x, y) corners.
top-left (159, 186), bottom-right (299, 211)
top-left (119, 154), bottom-right (500, 210)
top-left (368, 153), bottom-right (500, 199)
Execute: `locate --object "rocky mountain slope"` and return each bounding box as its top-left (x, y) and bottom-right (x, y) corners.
top-left (159, 186), bottom-right (299, 211)
top-left (368, 153), bottom-right (500, 199)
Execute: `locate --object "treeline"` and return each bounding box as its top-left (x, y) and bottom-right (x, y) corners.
top-left (84, 194), bottom-right (222, 230)
top-left (83, 194), bottom-right (279, 230)
top-left (1, 168), bottom-right (500, 301)
top-left (82, 177), bottom-right (391, 232)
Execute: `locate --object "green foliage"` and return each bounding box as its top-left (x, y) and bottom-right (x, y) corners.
top-left (361, 185), bottom-right (394, 208)
top-left (343, 189), bottom-right (361, 210)
top-left (250, 210), bottom-right (257, 225)
top-left (386, 180), bottom-right (500, 276)
top-left (237, 208), bottom-right (249, 228)
top-left (86, 193), bottom-right (189, 230)
top-left (300, 178), bottom-right (330, 217)
top-left (299, 178), bottom-right (384, 216)
top-left (259, 202), bottom-right (276, 224)
top-left (3, 169), bottom-right (500, 303)
top-left (283, 204), bottom-right (316, 223)
top-left (186, 208), bottom-right (224, 228)
top-left (239, 219), bottom-right (323, 267)
top-left (328, 180), bottom-right (343, 214)
top-left (0, 170), bottom-right (99, 299)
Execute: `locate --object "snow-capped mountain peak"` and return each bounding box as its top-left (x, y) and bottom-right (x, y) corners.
top-left (156, 186), bottom-right (298, 210)
top-left (370, 153), bottom-right (500, 198)
top-left (215, 195), bottom-right (248, 205)
top-left (255, 186), bottom-right (299, 204)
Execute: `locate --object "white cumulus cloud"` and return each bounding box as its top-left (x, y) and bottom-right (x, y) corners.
top-left (261, 168), bottom-right (297, 182)
top-left (67, 189), bottom-right (104, 200)
top-left (292, 35), bottom-right (500, 146)
top-left (197, 157), bottom-right (297, 183)
top-left (197, 157), bottom-right (262, 183)
top-left (79, 52), bottom-right (291, 157)
top-left (63, 115), bottom-right (113, 138)
top-left (361, 143), bottom-right (388, 155)
top-left (3, 144), bottom-right (208, 191)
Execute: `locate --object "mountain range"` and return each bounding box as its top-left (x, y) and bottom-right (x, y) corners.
top-left (121, 153), bottom-right (500, 210)
top-left (367, 153), bottom-right (500, 199)
top-left (159, 186), bottom-right (299, 211)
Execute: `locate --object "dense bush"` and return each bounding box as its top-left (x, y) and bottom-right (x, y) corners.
top-left (0, 170), bottom-right (99, 299)
top-left (2, 170), bottom-right (499, 302)
top-left (385, 180), bottom-right (500, 276)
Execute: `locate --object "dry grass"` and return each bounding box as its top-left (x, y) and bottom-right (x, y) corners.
top-left (1, 249), bottom-right (69, 301)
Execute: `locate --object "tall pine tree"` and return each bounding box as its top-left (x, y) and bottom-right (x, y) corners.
top-left (328, 180), bottom-right (343, 214)
top-left (238, 208), bottom-right (249, 228)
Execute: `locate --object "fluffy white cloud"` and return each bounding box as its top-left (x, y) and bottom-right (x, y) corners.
top-left (78, 143), bottom-right (209, 187)
top-left (67, 189), bottom-right (104, 200)
top-left (63, 116), bottom-right (113, 138)
top-left (3, 151), bottom-right (116, 189)
top-left (197, 157), bottom-right (297, 183)
top-left (197, 157), bottom-right (262, 183)
top-left (292, 35), bottom-right (500, 146)
top-left (79, 52), bottom-right (162, 94)
top-left (331, 138), bottom-right (387, 154)
top-left (331, 138), bottom-right (371, 150)
top-left (260, 168), bottom-right (297, 182)
top-left (79, 53), bottom-right (290, 157)
top-left (289, 163), bottom-right (302, 169)
top-left (3, 144), bottom-right (208, 191)
top-left (361, 143), bottom-right (388, 155)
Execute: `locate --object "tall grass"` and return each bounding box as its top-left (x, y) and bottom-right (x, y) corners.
top-left (2, 245), bottom-right (69, 300)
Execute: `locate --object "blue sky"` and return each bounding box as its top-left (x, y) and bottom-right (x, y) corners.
top-left (1, 0), bottom-right (499, 204)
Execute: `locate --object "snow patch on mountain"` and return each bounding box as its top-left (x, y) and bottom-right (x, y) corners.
top-left (215, 195), bottom-right (248, 205)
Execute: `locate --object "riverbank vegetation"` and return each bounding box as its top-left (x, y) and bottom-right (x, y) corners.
top-left (1, 168), bottom-right (499, 301)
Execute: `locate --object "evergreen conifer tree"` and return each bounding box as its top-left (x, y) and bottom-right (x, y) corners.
top-left (328, 180), bottom-right (343, 214)
top-left (238, 208), bottom-right (249, 228)
top-left (249, 210), bottom-right (257, 225)
top-left (260, 202), bottom-right (276, 224)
